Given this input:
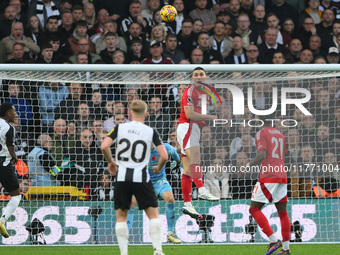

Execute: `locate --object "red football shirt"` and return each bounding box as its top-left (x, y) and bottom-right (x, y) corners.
top-left (255, 127), bottom-right (287, 183)
top-left (178, 84), bottom-right (211, 128)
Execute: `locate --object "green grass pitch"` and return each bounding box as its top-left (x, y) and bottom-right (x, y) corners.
top-left (1, 244), bottom-right (339, 255)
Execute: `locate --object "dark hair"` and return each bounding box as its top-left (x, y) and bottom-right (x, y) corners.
top-left (104, 31), bottom-right (116, 38)
top-left (166, 33), bottom-right (177, 41)
top-left (41, 42), bottom-right (53, 51)
top-left (75, 20), bottom-right (88, 28)
top-left (182, 18), bottom-right (193, 25)
top-left (72, 5), bottom-right (84, 12)
top-left (48, 32), bottom-right (61, 42)
top-left (193, 67), bottom-right (205, 73)
top-left (47, 15), bottom-right (59, 23)
top-left (0, 103), bottom-right (14, 117)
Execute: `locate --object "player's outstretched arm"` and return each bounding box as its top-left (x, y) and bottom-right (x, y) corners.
top-left (153, 144), bottom-right (168, 174)
top-left (184, 106), bottom-right (217, 121)
top-left (101, 137), bottom-right (117, 175)
top-left (248, 149), bottom-right (266, 167)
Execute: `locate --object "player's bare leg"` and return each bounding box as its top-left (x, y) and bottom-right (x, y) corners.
top-left (274, 202), bottom-right (290, 254)
top-left (115, 209), bottom-right (129, 255)
top-left (0, 188), bottom-right (21, 238)
top-left (144, 207), bottom-right (164, 255)
top-left (249, 201), bottom-right (282, 255)
top-left (162, 191), bottom-right (181, 244)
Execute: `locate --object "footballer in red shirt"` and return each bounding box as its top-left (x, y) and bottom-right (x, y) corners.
top-left (176, 67), bottom-right (219, 219)
top-left (248, 116), bottom-right (291, 255)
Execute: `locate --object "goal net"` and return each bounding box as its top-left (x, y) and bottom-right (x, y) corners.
top-left (0, 64), bottom-right (339, 245)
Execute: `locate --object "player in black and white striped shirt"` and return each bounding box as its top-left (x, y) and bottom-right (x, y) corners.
top-left (101, 100), bottom-right (168, 255)
top-left (0, 103), bottom-right (21, 238)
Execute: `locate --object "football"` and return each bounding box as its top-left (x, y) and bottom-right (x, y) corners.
top-left (160, 5), bottom-right (177, 22)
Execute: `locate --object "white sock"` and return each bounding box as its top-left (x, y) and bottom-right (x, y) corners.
top-left (184, 202), bottom-right (192, 207)
top-left (115, 222), bottom-right (129, 255)
top-left (198, 187), bottom-right (207, 195)
top-left (268, 234), bottom-right (278, 243)
top-left (2, 195), bottom-right (21, 221)
top-left (283, 241), bottom-right (289, 250)
top-left (149, 218), bottom-right (162, 251)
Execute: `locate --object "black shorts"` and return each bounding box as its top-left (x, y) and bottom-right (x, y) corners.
top-left (0, 163), bottom-right (19, 192)
top-left (114, 181), bottom-right (158, 210)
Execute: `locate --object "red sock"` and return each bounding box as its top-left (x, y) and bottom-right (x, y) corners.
top-left (190, 164), bottom-right (202, 179)
top-left (278, 211), bottom-right (290, 242)
top-left (249, 207), bottom-right (274, 237)
top-left (181, 174), bottom-right (192, 202)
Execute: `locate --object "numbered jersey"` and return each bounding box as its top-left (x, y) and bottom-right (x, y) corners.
top-left (109, 121), bottom-right (162, 183)
top-left (0, 118), bottom-right (15, 166)
top-left (255, 127), bottom-right (287, 183)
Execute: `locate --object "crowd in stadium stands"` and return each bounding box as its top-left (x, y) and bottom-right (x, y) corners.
top-left (0, 0), bottom-right (339, 200)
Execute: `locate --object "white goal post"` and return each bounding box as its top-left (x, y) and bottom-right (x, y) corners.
top-left (0, 64), bottom-right (339, 245)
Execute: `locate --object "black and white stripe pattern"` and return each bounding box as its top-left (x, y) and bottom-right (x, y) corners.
top-left (36, 0), bottom-right (60, 27)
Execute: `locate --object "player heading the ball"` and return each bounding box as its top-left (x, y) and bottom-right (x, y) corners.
top-left (177, 67), bottom-right (220, 220)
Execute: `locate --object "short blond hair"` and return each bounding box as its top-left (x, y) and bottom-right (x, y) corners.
top-left (130, 99), bottom-right (147, 117)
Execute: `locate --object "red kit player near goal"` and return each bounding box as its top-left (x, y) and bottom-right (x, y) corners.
top-left (177, 67), bottom-right (219, 219)
top-left (248, 115), bottom-right (291, 255)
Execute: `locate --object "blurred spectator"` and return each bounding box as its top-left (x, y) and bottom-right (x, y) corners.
top-left (246, 44), bottom-right (259, 64)
top-left (299, 49), bottom-right (314, 64)
top-left (162, 33), bottom-right (185, 64)
top-left (58, 12), bottom-right (75, 43)
top-left (291, 145), bottom-right (316, 198)
top-left (75, 102), bottom-right (94, 134)
top-left (231, 133), bottom-right (256, 164)
top-left (294, 16), bottom-right (316, 49)
top-left (5, 43), bottom-right (26, 63)
top-left (209, 21), bottom-right (232, 58)
top-left (91, 120), bottom-right (104, 139)
top-left (138, 74), bottom-right (154, 101)
top-left (309, 35), bottom-right (326, 60)
top-left (95, 20), bottom-right (127, 54)
top-left (36, 42), bottom-right (55, 64)
top-left (315, 89), bottom-right (335, 123)
top-left (282, 18), bottom-right (295, 36)
top-left (97, 0), bottom-right (132, 21)
top-left (229, 125), bottom-right (254, 158)
top-left (201, 126), bottom-right (216, 166)
top-left (112, 49), bottom-right (126, 64)
top-left (258, 27), bottom-right (286, 64)
top-left (192, 18), bottom-right (204, 38)
top-left (8, 0), bottom-right (26, 23)
top-left (177, 18), bottom-right (196, 59)
top-left (204, 157), bottom-right (231, 199)
top-left (28, 134), bottom-right (61, 186)
top-left (230, 151), bottom-right (258, 199)
top-left (251, 4), bottom-right (266, 36)
top-left (10, 116), bottom-right (30, 161)
top-left (197, 31), bottom-right (224, 63)
top-left (141, 40), bottom-right (174, 64)
top-left (96, 131), bottom-right (108, 147)
top-left (0, 6), bottom-right (18, 40)
top-left (285, 38), bottom-right (303, 63)
top-left (272, 51), bottom-right (285, 64)
top-left (98, 32), bottom-right (119, 64)
top-left (228, 0), bottom-right (241, 30)
top-left (268, 0), bottom-right (298, 28)
top-left (300, 0), bottom-right (322, 25)
top-left (47, 33), bottom-right (67, 63)
top-left (316, 8), bottom-right (335, 50)
top-left (103, 101), bottom-right (127, 132)
top-left (50, 118), bottom-right (75, 167)
top-left (38, 81), bottom-right (69, 129)
top-left (54, 83), bottom-right (85, 121)
top-left (83, 2), bottom-right (96, 28)
top-left (145, 96), bottom-right (171, 141)
top-left (300, 114), bottom-right (317, 144)
top-left (3, 22), bottom-right (40, 61)
top-left (88, 9), bottom-right (110, 37)
top-left (141, 0), bottom-right (161, 19)
top-left (126, 38), bottom-right (148, 63)
top-left (68, 129), bottom-right (104, 190)
top-left (285, 129), bottom-right (301, 165)
top-left (91, 170), bottom-right (115, 201)
top-left (59, 0), bottom-right (73, 15)
top-left (225, 35), bottom-right (247, 64)
top-left (4, 81), bottom-right (33, 129)
top-left (172, 0), bottom-right (186, 34)
top-left (314, 124), bottom-right (337, 162)
top-left (240, 0), bottom-right (255, 20)
top-left (189, 0), bottom-right (216, 32)
top-left (18, 175), bottom-right (30, 200)
top-left (72, 5), bottom-right (84, 22)
top-left (189, 47), bottom-right (204, 64)
top-left (326, 46), bottom-right (340, 63)
top-left (151, 23), bottom-right (167, 43)
top-left (235, 13), bottom-right (261, 49)
top-left (88, 90), bottom-right (107, 118)
top-left (28, 0), bottom-right (61, 28)
top-left (69, 20), bottom-right (95, 56)
top-left (26, 15), bottom-right (45, 46)
top-left (314, 55), bottom-right (327, 63)
top-left (120, 1), bottom-right (152, 37)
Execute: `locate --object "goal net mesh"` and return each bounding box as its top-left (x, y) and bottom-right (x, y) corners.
top-left (0, 66), bottom-right (339, 245)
